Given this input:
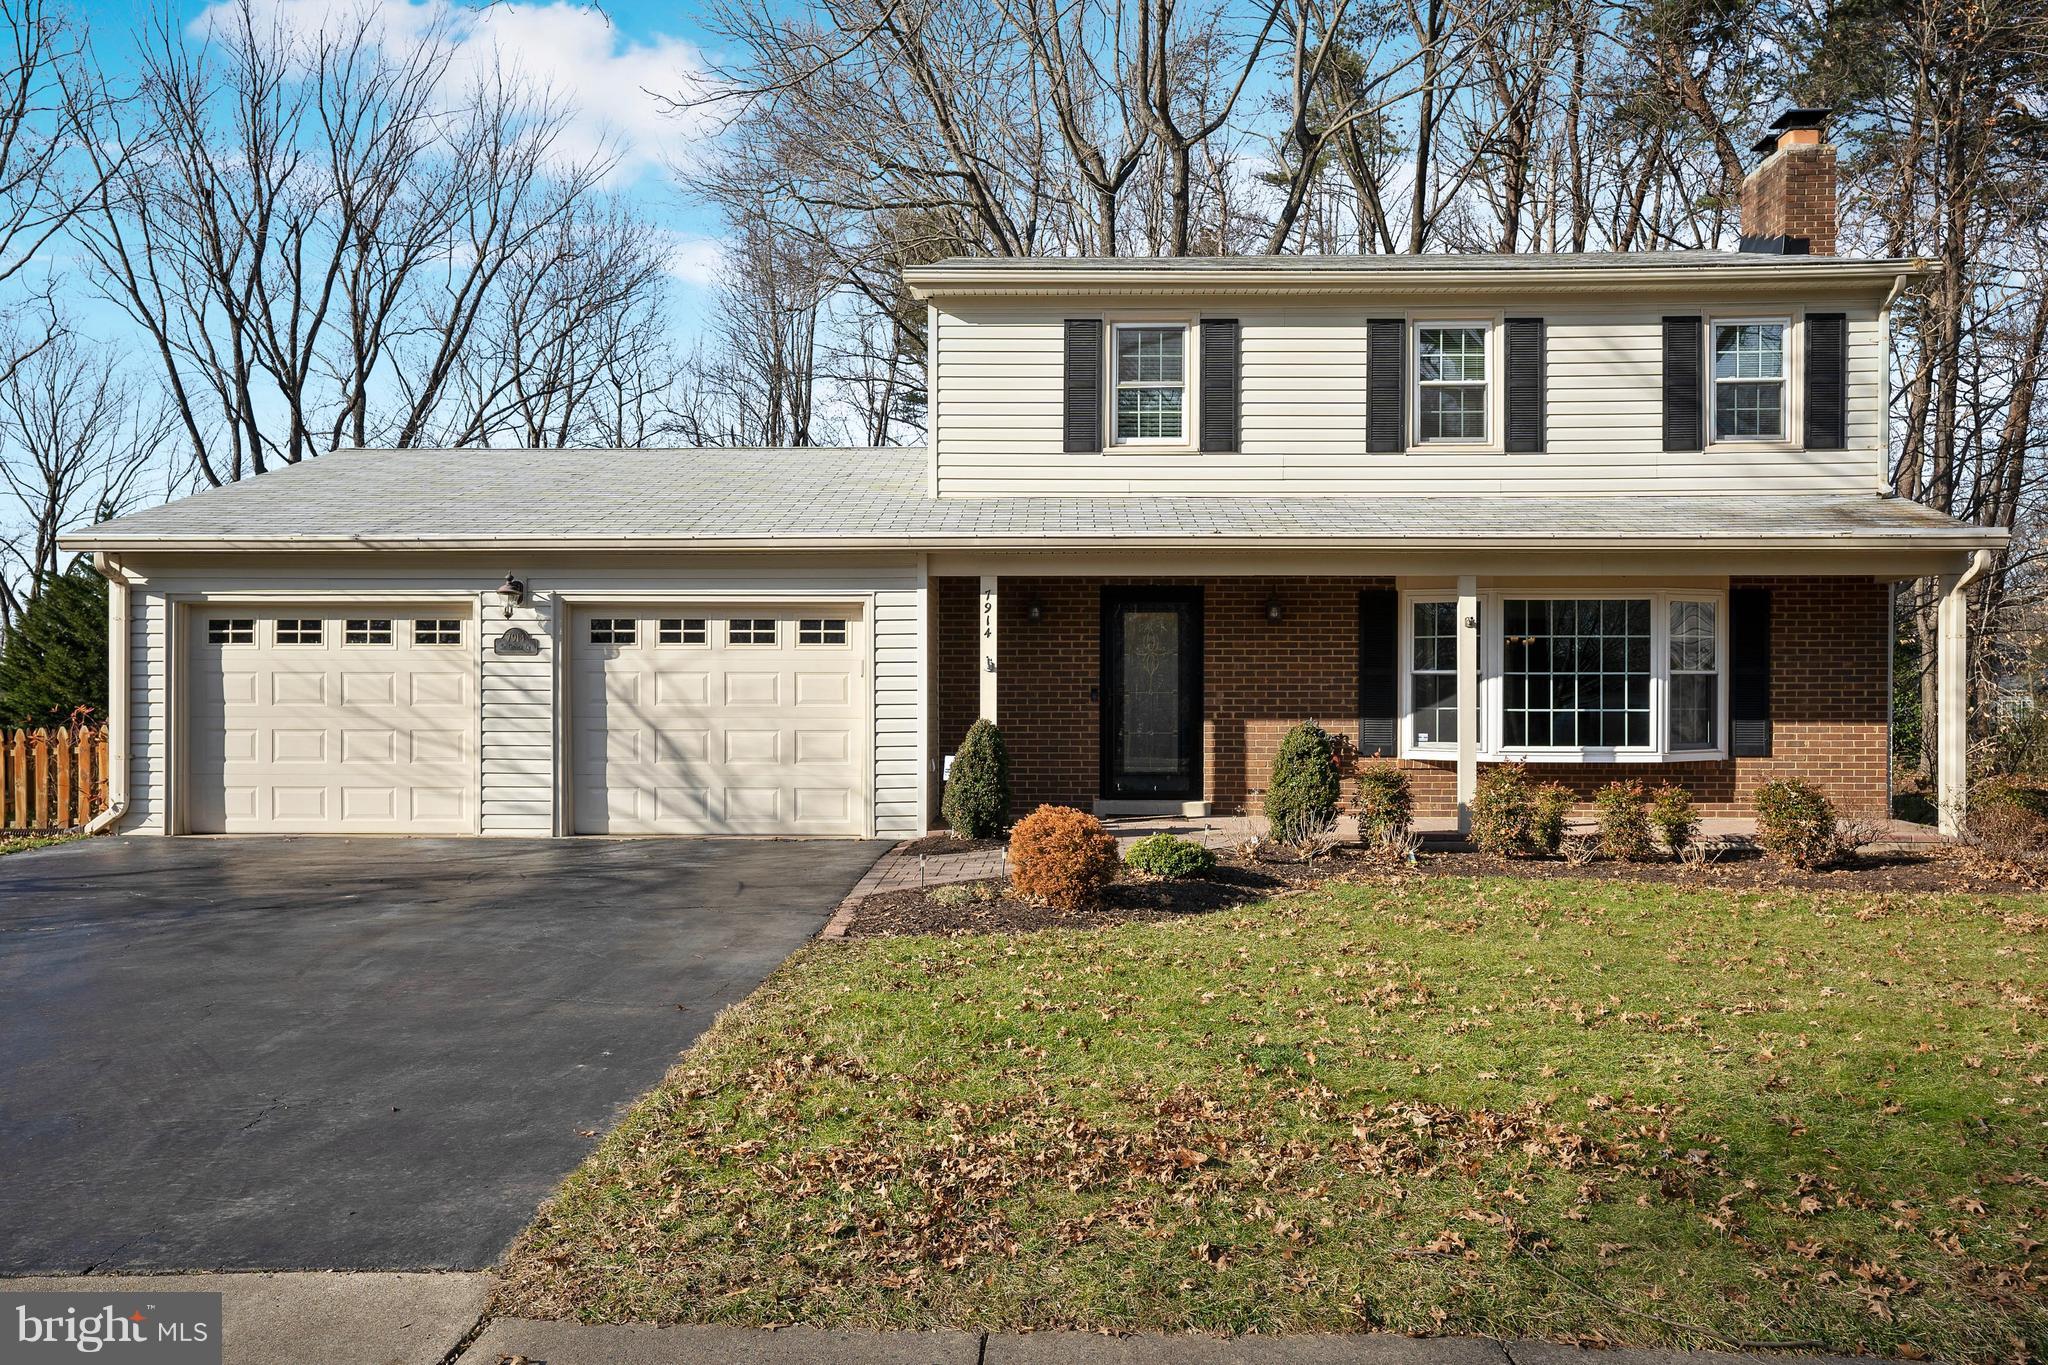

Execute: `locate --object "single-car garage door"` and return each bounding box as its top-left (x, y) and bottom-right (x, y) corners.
top-left (571, 606), bottom-right (866, 836)
top-left (186, 607), bottom-right (477, 833)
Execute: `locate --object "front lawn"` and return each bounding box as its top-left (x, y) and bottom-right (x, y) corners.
top-left (500, 877), bottom-right (2047, 1361)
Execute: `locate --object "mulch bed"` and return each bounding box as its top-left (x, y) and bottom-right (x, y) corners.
top-left (842, 841), bottom-right (2045, 938)
top-left (896, 833), bottom-right (1007, 856)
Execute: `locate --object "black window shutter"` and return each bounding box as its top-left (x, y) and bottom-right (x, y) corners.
top-left (1063, 319), bottom-right (1102, 453)
top-left (1357, 588), bottom-right (1399, 757)
top-left (1367, 318), bottom-right (1405, 452)
top-left (1662, 316), bottom-right (1703, 452)
top-left (1199, 318), bottom-right (1240, 452)
top-left (1729, 586), bottom-right (1772, 757)
top-left (1505, 317), bottom-right (1546, 453)
top-left (1803, 312), bottom-right (1847, 449)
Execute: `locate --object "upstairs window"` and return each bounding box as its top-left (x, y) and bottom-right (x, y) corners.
top-left (1112, 324), bottom-right (1185, 442)
top-left (1415, 323), bottom-right (1488, 442)
top-left (1712, 321), bottom-right (1786, 440)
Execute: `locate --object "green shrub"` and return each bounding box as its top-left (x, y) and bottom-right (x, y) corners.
top-left (1530, 782), bottom-right (1574, 856)
top-left (1753, 779), bottom-right (1839, 869)
top-left (1649, 784), bottom-right (1699, 856)
top-left (1264, 721), bottom-right (1341, 842)
top-left (1595, 781), bottom-right (1655, 861)
top-left (1123, 833), bottom-right (1217, 879)
top-left (1355, 760), bottom-right (1412, 846)
top-left (941, 718), bottom-right (1010, 838)
top-left (1968, 777), bottom-right (2048, 863)
top-left (1008, 805), bottom-right (1119, 912)
top-left (0, 562), bottom-right (107, 728)
top-left (1469, 764), bottom-right (1535, 856)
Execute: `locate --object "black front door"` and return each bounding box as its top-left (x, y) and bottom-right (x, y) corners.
top-left (1101, 587), bottom-right (1203, 800)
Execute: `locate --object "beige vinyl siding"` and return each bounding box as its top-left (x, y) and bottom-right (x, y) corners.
top-left (126, 589), bottom-right (170, 833)
top-left (482, 595), bottom-right (552, 835)
top-left (933, 298), bottom-right (1886, 497)
top-left (106, 552), bottom-right (926, 839)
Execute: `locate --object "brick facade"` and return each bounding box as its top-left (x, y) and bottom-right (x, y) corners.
top-left (932, 574), bottom-right (1890, 825)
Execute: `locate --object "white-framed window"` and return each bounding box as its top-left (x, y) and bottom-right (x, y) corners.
top-left (207, 617), bottom-right (254, 646)
top-left (728, 618), bottom-right (777, 645)
top-left (1111, 323), bottom-right (1187, 443)
top-left (1414, 321), bottom-right (1490, 443)
top-left (1402, 588), bottom-right (1726, 762)
top-left (588, 617), bottom-right (635, 646)
top-left (275, 618), bottom-right (322, 646)
top-left (798, 618), bottom-right (848, 646)
top-left (1711, 319), bottom-right (1788, 441)
top-left (344, 618), bottom-right (393, 646)
top-left (658, 617), bottom-right (707, 645)
top-left (1409, 600), bottom-right (1461, 746)
top-left (1667, 599), bottom-right (1719, 751)
top-left (414, 619), bottom-right (462, 646)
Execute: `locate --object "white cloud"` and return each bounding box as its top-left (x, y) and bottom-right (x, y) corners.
top-left (196, 0), bottom-right (716, 184)
top-left (661, 234), bottom-right (726, 288)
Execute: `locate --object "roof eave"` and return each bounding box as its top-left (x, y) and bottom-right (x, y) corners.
top-left (64, 526), bottom-right (2010, 555)
top-left (903, 259), bottom-right (1933, 300)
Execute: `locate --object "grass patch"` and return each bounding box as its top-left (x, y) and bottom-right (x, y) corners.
top-left (0, 832), bottom-right (82, 857)
top-left (500, 876), bottom-right (2048, 1360)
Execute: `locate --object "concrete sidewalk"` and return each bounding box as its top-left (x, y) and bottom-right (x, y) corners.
top-left (466, 1319), bottom-right (1866, 1365)
top-left (4, 1272), bottom-right (491, 1364)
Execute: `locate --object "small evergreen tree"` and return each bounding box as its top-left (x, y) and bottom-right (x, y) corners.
top-left (0, 562), bottom-right (108, 727)
top-left (942, 718), bottom-right (1011, 838)
top-left (1264, 720), bottom-right (1340, 841)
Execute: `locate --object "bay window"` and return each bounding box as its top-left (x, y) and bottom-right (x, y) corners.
top-left (1404, 589), bottom-right (1726, 761)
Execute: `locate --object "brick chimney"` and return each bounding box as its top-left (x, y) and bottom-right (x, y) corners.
top-left (1739, 107), bottom-right (1836, 255)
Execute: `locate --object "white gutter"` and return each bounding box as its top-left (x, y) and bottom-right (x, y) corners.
top-left (1957, 546), bottom-right (1994, 592)
top-left (83, 553), bottom-right (130, 836)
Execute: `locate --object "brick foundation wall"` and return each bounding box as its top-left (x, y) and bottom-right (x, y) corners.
top-left (929, 577), bottom-right (981, 822)
top-left (933, 574), bottom-right (1890, 823)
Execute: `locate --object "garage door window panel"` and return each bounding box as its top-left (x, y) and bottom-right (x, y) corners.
top-left (345, 618), bottom-right (393, 646)
top-left (590, 618), bottom-right (636, 645)
top-left (275, 619), bottom-right (323, 646)
top-left (414, 619), bottom-right (463, 646)
top-left (729, 619), bottom-right (777, 645)
top-left (659, 618), bottom-right (707, 645)
top-left (208, 618), bottom-right (254, 645)
top-left (798, 618), bottom-right (848, 646)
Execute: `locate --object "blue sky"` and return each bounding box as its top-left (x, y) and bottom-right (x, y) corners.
top-left (72, 0), bottom-right (736, 313)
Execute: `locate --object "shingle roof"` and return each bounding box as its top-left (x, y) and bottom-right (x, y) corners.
top-left (911, 251), bottom-right (1915, 272)
top-left (65, 446), bottom-right (1998, 551)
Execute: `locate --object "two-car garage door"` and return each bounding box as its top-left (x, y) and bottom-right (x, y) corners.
top-left (183, 602), bottom-right (870, 836)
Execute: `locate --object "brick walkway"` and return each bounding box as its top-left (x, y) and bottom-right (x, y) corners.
top-left (819, 814), bottom-right (1950, 939)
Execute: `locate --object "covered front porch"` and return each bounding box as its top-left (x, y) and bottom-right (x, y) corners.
top-left (925, 546), bottom-right (1991, 836)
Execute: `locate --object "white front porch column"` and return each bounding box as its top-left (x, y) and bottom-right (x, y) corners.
top-left (978, 574), bottom-right (999, 724)
top-left (1456, 574), bottom-right (1479, 833)
top-left (1936, 569), bottom-right (1970, 835)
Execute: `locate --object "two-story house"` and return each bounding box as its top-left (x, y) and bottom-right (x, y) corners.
top-left (65, 109), bottom-right (2003, 842)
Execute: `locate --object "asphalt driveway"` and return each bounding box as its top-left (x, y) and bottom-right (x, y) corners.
top-left (0, 836), bottom-right (886, 1274)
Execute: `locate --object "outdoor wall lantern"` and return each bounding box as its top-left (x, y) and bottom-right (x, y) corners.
top-left (1027, 599), bottom-right (1045, 623)
top-left (496, 571), bottom-right (526, 618)
top-left (1265, 595), bottom-right (1284, 624)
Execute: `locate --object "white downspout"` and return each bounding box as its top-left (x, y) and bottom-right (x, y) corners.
top-left (83, 553), bottom-right (130, 835)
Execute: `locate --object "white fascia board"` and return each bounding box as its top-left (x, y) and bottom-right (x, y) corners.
top-left (903, 260), bottom-right (1934, 300)
top-left (60, 527), bottom-right (2010, 555)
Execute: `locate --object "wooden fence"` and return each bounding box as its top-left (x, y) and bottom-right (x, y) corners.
top-left (2, 726), bottom-right (108, 833)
